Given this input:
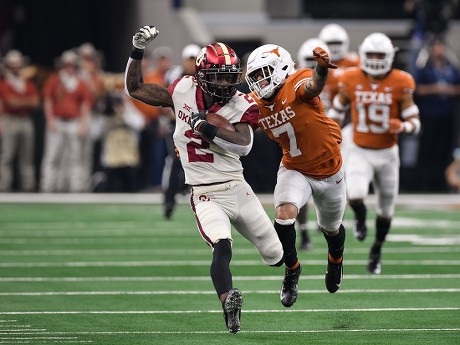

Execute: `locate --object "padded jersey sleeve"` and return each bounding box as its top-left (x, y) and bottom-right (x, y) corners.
top-left (290, 69), bottom-right (321, 106)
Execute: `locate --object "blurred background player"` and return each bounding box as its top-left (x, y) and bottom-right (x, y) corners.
top-left (162, 43), bottom-right (201, 219)
top-left (318, 23), bottom-right (360, 111)
top-left (126, 26), bottom-right (284, 333)
top-left (0, 50), bottom-right (40, 192)
top-left (331, 33), bottom-right (421, 274)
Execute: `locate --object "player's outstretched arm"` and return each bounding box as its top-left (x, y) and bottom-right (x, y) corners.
top-left (125, 25), bottom-right (174, 108)
top-left (304, 47), bottom-right (337, 98)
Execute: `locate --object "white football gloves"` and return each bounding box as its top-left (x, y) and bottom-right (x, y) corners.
top-left (132, 25), bottom-right (159, 50)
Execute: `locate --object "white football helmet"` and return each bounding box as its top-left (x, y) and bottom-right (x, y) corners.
top-left (318, 23), bottom-right (349, 62)
top-left (245, 44), bottom-right (295, 99)
top-left (359, 33), bottom-right (395, 76)
top-left (297, 38), bottom-right (330, 69)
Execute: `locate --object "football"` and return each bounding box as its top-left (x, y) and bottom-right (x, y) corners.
top-left (206, 112), bottom-right (235, 131)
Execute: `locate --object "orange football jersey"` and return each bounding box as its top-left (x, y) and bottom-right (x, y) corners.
top-left (338, 67), bottom-right (415, 149)
top-left (252, 69), bottom-right (342, 179)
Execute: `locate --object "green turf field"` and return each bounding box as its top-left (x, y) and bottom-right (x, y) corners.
top-left (0, 199), bottom-right (459, 344)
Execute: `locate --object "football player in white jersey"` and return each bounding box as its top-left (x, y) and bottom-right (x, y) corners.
top-left (125, 26), bottom-right (285, 334)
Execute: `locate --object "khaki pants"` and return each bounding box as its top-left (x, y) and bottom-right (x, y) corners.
top-left (0, 115), bottom-right (35, 192)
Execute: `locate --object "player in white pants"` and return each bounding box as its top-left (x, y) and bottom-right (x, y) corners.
top-left (125, 26), bottom-right (284, 333)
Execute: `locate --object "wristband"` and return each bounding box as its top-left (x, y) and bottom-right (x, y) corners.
top-left (130, 47), bottom-right (144, 60)
top-left (200, 122), bottom-right (218, 140)
top-left (403, 121), bottom-right (415, 133)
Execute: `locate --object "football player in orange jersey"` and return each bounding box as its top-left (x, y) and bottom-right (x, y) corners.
top-left (294, 38), bottom-right (331, 252)
top-left (330, 33), bottom-right (421, 274)
top-left (246, 44), bottom-right (347, 302)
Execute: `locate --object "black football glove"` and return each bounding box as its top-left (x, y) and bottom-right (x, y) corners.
top-left (189, 110), bottom-right (207, 134)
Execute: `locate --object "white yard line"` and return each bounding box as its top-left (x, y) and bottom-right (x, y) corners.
top-left (0, 193), bottom-right (459, 208)
top-left (1, 259), bottom-right (459, 267)
top-left (1, 328), bottom-right (458, 335)
top-left (0, 288), bottom-right (459, 296)
top-left (1, 307), bottom-right (459, 315)
top-left (0, 273), bottom-right (459, 282)
top-left (0, 246), bottom-right (460, 256)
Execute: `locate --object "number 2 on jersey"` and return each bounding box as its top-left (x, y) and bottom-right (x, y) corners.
top-left (184, 130), bottom-right (214, 163)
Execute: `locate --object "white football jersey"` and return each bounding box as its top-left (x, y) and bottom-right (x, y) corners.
top-left (168, 76), bottom-right (259, 186)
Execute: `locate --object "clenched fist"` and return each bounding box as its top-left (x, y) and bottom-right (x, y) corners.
top-left (389, 118), bottom-right (404, 133)
top-left (132, 25), bottom-right (159, 50)
top-left (313, 47), bottom-right (337, 69)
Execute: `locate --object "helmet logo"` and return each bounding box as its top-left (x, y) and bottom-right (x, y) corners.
top-left (263, 47), bottom-right (280, 57)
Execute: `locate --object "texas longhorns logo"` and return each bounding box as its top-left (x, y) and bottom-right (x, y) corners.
top-left (264, 102), bottom-right (276, 111)
top-left (263, 47), bottom-right (281, 57)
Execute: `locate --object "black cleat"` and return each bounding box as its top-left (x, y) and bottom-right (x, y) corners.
top-left (325, 255), bottom-right (343, 293)
top-left (367, 253), bottom-right (382, 274)
top-left (223, 288), bottom-right (243, 334)
top-left (353, 221), bottom-right (367, 241)
top-left (299, 240), bottom-right (313, 251)
top-left (164, 202), bottom-right (174, 220)
top-left (280, 265), bottom-right (302, 307)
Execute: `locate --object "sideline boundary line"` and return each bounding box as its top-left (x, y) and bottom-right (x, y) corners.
top-left (0, 193), bottom-right (459, 208)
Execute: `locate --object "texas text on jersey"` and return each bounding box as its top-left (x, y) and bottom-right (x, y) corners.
top-left (337, 67), bottom-right (416, 149)
top-left (251, 69), bottom-right (343, 179)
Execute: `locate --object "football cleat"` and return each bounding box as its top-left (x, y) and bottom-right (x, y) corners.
top-left (325, 255), bottom-right (343, 293)
top-left (280, 264), bottom-right (302, 307)
top-left (164, 202), bottom-right (174, 220)
top-left (299, 240), bottom-right (313, 251)
top-left (223, 288), bottom-right (243, 334)
top-left (353, 221), bottom-right (367, 241)
top-left (367, 253), bottom-right (382, 274)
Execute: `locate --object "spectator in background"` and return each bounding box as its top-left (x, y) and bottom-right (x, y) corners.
top-left (99, 91), bottom-right (144, 192)
top-left (0, 50), bottom-right (40, 192)
top-left (404, 0), bottom-right (459, 75)
top-left (77, 43), bottom-right (107, 190)
top-left (40, 50), bottom-right (92, 192)
top-left (162, 43), bottom-right (200, 218)
top-left (128, 46), bottom-right (172, 192)
top-left (413, 37), bottom-right (460, 191)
